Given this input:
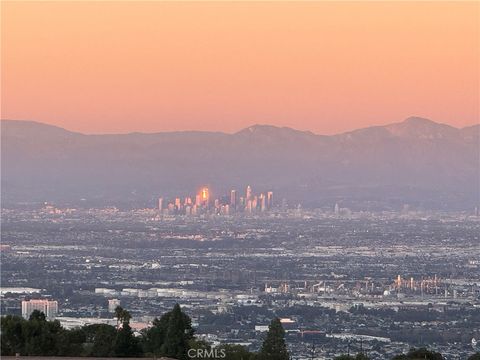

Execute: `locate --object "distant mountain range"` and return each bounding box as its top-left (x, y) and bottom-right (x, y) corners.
top-left (1, 117), bottom-right (479, 210)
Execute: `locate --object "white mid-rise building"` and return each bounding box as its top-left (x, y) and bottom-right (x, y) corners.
top-left (108, 298), bottom-right (121, 313)
top-left (21, 299), bottom-right (58, 319)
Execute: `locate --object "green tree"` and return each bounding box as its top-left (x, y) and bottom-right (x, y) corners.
top-left (1, 315), bottom-right (27, 355)
top-left (187, 338), bottom-right (212, 359)
top-left (258, 318), bottom-right (289, 360)
top-left (114, 306), bottom-right (132, 328)
top-left (84, 324), bottom-right (117, 357)
top-left (160, 303), bottom-right (195, 360)
top-left (468, 353), bottom-right (480, 360)
top-left (29, 310), bottom-right (46, 322)
top-left (1, 313), bottom-right (74, 356)
top-left (218, 344), bottom-right (256, 360)
top-left (143, 311), bottom-right (170, 355)
top-left (392, 348), bottom-right (444, 360)
top-left (23, 311), bottom-right (63, 355)
top-left (57, 327), bottom-right (86, 356)
top-left (144, 303), bottom-right (194, 358)
top-left (113, 321), bottom-right (142, 357)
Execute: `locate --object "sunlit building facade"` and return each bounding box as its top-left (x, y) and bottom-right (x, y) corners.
top-left (22, 299), bottom-right (58, 319)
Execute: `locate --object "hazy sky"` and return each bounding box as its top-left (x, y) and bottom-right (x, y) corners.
top-left (1, 1), bottom-right (478, 134)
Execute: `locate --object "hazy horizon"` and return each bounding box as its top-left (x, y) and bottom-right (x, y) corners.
top-left (2, 114), bottom-right (478, 210)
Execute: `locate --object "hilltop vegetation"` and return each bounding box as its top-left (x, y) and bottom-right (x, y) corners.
top-left (1, 304), bottom-right (477, 359)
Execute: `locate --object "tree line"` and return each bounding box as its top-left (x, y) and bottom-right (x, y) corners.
top-left (1, 303), bottom-right (289, 360)
top-left (1, 304), bottom-right (479, 359)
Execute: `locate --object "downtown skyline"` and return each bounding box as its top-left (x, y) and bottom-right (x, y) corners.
top-left (157, 185), bottom-right (275, 216)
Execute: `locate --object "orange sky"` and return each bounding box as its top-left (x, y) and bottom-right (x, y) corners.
top-left (1, 1), bottom-right (479, 134)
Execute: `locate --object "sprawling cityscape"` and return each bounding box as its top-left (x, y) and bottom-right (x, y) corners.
top-left (2, 1), bottom-right (479, 358)
top-left (1, 184), bottom-right (479, 359)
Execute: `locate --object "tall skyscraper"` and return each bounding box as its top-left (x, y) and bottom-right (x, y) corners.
top-left (201, 187), bottom-right (209, 206)
top-left (334, 203), bottom-right (340, 215)
top-left (22, 299), bottom-right (58, 319)
top-left (246, 185), bottom-right (252, 201)
top-left (230, 190), bottom-right (237, 209)
top-left (252, 196), bottom-right (258, 210)
top-left (260, 193), bottom-right (266, 212)
top-left (158, 197), bottom-right (163, 211)
top-left (267, 191), bottom-right (273, 209)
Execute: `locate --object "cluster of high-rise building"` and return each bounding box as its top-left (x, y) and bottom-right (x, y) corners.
top-left (157, 185), bottom-right (274, 216)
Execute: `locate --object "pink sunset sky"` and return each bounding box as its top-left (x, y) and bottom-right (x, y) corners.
top-left (1, 1), bottom-right (479, 134)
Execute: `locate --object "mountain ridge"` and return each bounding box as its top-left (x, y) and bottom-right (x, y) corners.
top-left (1, 116), bottom-right (477, 138)
top-left (1, 117), bottom-right (479, 210)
